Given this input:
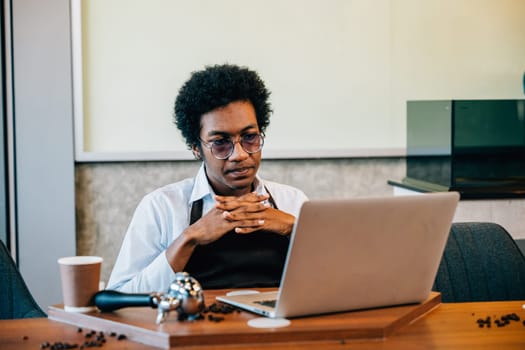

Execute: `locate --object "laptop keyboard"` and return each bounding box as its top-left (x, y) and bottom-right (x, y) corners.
top-left (254, 299), bottom-right (277, 308)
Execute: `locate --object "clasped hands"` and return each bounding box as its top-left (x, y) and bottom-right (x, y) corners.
top-left (191, 192), bottom-right (294, 246)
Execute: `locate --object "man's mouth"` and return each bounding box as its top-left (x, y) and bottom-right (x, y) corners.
top-left (226, 166), bottom-right (253, 176)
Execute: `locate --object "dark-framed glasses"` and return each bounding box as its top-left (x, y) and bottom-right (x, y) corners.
top-left (200, 133), bottom-right (264, 160)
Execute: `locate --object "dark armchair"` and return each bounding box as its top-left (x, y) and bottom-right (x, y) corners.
top-left (433, 222), bottom-right (525, 302)
top-left (0, 240), bottom-right (46, 319)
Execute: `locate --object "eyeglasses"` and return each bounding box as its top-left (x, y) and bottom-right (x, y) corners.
top-left (200, 133), bottom-right (264, 160)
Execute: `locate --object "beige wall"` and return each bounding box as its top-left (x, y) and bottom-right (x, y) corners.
top-left (76, 158), bottom-right (405, 283)
top-left (76, 158), bottom-right (525, 284)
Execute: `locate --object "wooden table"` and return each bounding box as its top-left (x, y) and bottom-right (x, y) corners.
top-left (1, 293), bottom-right (524, 349)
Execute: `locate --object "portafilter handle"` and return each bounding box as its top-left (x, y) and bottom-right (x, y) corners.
top-left (93, 290), bottom-right (161, 312)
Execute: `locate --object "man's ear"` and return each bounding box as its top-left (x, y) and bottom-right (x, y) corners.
top-left (191, 145), bottom-right (202, 160)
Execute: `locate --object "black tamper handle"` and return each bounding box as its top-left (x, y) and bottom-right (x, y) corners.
top-left (94, 290), bottom-right (157, 312)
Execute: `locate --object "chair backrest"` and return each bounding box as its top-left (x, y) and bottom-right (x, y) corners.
top-left (433, 222), bottom-right (525, 302)
top-left (0, 240), bottom-right (46, 319)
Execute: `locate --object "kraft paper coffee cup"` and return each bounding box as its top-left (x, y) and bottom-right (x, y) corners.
top-left (58, 256), bottom-right (103, 312)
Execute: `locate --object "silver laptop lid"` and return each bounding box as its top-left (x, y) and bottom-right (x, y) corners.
top-left (273, 192), bottom-right (459, 318)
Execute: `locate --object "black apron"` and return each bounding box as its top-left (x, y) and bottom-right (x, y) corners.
top-left (184, 191), bottom-right (289, 289)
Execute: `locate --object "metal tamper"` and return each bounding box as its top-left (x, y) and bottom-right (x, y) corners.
top-left (94, 272), bottom-right (205, 324)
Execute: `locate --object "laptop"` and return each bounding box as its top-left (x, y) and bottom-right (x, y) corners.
top-left (216, 192), bottom-right (459, 318)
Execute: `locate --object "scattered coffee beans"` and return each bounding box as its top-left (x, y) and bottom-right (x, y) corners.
top-left (39, 328), bottom-right (127, 349)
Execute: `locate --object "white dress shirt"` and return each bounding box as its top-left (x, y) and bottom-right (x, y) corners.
top-left (106, 164), bottom-right (308, 293)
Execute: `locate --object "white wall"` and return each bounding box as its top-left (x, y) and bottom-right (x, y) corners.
top-left (75, 0), bottom-right (525, 160)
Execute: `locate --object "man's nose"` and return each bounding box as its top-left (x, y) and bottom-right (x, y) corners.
top-left (228, 140), bottom-right (249, 161)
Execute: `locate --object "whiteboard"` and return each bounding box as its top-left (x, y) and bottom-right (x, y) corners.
top-left (72, 0), bottom-right (525, 161)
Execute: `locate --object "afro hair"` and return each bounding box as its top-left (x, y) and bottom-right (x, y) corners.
top-left (174, 64), bottom-right (272, 149)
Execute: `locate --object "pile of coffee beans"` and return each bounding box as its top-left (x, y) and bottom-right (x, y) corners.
top-left (475, 313), bottom-right (524, 328)
top-left (203, 302), bottom-right (238, 314)
top-left (177, 302), bottom-right (241, 323)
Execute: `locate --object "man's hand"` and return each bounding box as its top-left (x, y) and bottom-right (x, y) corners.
top-left (216, 192), bottom-right (295, 236)
top-left (181, 192), bottom-right (266, 246)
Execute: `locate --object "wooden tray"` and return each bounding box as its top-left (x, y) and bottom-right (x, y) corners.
top-left (48, 290), bottom-right (441, 349)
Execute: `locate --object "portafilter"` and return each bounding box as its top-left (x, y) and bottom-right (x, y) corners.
top-left (94, 272), bottom-right (205, 324)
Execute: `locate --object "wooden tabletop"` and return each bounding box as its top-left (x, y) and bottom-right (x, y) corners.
top-left (1, 293), bottom-right (524, 349)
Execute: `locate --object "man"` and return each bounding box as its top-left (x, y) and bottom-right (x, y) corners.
top-left (107, 64), bottom-right (308, 293)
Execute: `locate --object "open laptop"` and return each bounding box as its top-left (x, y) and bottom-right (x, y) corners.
top-left (216, 192), bottom-right (459, 318)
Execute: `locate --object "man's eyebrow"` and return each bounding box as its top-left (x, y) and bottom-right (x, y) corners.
top-left (205, 125), bottom-right (258, 138)
top-left (206, 131), bottom-right (229, 138)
